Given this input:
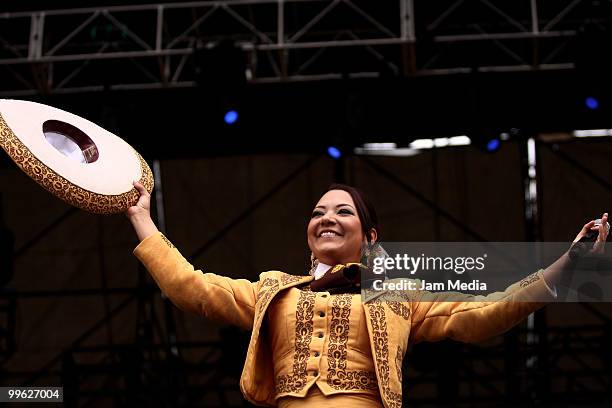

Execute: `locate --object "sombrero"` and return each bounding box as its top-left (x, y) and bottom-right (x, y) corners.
top-left (0, 99), bottom-right (153, 214)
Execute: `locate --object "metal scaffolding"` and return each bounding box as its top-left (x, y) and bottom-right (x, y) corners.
top-left (1, 0), bottom-right (611, 96)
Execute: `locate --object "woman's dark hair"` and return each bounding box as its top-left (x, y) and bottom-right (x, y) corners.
top-left (326, 183), bottom-right (379, 242)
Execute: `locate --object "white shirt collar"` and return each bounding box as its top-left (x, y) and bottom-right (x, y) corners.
top-left (314, 262), bottom-right (332, 280)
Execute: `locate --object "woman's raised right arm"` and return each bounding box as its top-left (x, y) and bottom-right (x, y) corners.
top-left (126, 182), bottom-right (257, 330)
top-left (126, 181), bottom-right (160, 242)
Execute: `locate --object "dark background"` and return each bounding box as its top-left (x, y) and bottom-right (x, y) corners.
top-left (1, 1), bottom-right (612, 407)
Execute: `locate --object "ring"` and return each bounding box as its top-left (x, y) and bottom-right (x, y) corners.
top-left (0, 99), bottom-right (153, 214)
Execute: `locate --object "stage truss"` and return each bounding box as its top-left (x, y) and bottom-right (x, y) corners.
top-left (1, 0), bottom-right (611, 96)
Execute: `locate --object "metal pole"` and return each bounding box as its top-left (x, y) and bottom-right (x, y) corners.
top-left (152, 160), bottom-right (179, 357)
top-left (531, 0), bottom-right (540, 67)
top-left (520, 136), bottom-right (548, 401)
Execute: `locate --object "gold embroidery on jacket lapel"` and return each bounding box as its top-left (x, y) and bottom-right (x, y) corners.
top-left (387, 301), bottom-right (411, 320)
top-left (327, 294), bottom-right (378, 390)
top-left (258, 274), bottom-right (307, 317)
top-left (395, 345), bottom-right (403, 385)
top-left (368, 301), bottom-right (403, 408)
top-left (280, 273), bottom-right (304, 286)
top-left (257, 278), bottom-right (280, 315)
top-left (275, 288), bottom-right (316, 394)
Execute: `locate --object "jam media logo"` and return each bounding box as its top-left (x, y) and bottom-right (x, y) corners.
top-left (371, 278), bottom-right (488, 292)
top-left (371, 253), bottom-right (488, 275)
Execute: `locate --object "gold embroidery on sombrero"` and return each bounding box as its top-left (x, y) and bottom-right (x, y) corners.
top-left (327, 294), bottom-right (378, 390)
top-left (275, 289), bottom-right (316, 394)
top-left (0, 113), bottom-right (153, 214)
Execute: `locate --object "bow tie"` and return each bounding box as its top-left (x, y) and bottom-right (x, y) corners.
top-left (310, 263), bottom-right (373, 294)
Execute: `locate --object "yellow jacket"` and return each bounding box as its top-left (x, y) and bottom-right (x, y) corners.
top-left (134, 232), bottom-right (554, 408)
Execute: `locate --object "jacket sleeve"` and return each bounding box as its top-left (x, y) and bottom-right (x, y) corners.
top-left (133, 232), bottom-right (257, 330)
top-left (410, 270), bottom-right (556, 344)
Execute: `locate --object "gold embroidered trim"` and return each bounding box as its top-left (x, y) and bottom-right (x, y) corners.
top-left (275, 289), bottom-right (316, 394)
top-left (257, 278), bottom-right (280, 315)
top-left (327, 294), bottom-right (378, 391)
top-left (387, 301), bottom-right (411, 320)
top-left (368, 301), bottom-right (403, 408)
top-left (280, 273), bottom-right (303, 286)
top-left (159, 234), bottom-right (175, 249)
top-left (0, 112), bottom-right (153, 214)
top-left (395, 345), bottom-right (403, 385)
top-left (519, 272), bottom-right (540, 288)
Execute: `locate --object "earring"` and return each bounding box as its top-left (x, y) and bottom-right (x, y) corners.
top-left (309, 252), bottom-right (319, 276)
top-left (364, 243), bottom-right (372, 259)
top-left (360, 242), bottom-right (372, 266)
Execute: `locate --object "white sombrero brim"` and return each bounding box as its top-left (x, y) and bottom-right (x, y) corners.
top-left (0, 99), bottom-right (153, 214)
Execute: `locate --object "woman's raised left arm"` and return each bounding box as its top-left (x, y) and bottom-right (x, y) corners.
top-left (410, 213), bottom-right (609, 344)
top-left (542, 212), bottom-right (608, 290)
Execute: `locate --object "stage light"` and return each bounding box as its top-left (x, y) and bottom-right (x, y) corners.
top-left (433, 138), bottom-right (449, 148)
top-left (362, 143), bottom-right (397, 150)
top-left (448, 136), bottom-right (471, 146)
top-left (224, 110), bottom-right (239, 125)
top-left (585, 97), bottom-right (599, 110)
top-left (486, 138), bottom-right (500, 152)
top-left (409, 136), bottom-right (470, 150)
top-left (354, 143), bottom-right (419, 157)
top-left (327, 146), bottom-right (342, 159)
top-left (409, 139), bottom-right (434, 149)
top-left (573, 129), bottom-right (612, 137)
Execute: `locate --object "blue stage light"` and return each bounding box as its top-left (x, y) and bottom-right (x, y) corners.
top-left (224, 110), bottom-right (239, 124)
top-left (585, 97), bottom-right (599, 110)
top-left (486, 139), bottom-right (500, 152)
top-left (327, 146), bottom-right (342, 159)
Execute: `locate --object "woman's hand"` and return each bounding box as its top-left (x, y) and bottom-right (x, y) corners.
top-left (126, 181), bottom-right (159, 242)
top-left (544, 212), bottom-right (609, 290)
top-left (572, 212), bottom-right (609, 254)
top-left (126, 181), bottom-right (151, 220)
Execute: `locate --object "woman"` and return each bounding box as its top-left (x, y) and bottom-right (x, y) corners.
top-left (127, 181), bottom-right (608, 408)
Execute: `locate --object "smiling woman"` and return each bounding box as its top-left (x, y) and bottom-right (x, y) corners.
top-left (307, 185), bottom-right (378, 270)
top-left (127, 182), bottom-right (607, 408)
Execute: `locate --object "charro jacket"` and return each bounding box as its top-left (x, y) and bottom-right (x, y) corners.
top-left (134, 232), bottom-right (555, 408)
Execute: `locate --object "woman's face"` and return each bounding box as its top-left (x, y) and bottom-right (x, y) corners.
top-left (307, 189), bottom-right (368, 266)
